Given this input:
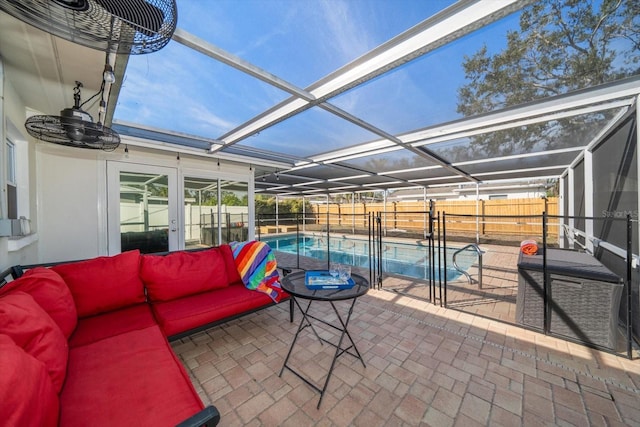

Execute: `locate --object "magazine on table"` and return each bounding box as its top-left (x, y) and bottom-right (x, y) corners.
top-left (305, 271), bottom-right (355, 290)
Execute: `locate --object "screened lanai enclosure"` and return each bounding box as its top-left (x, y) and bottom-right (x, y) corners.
top-left (1, 0), bottom-right (640, 358)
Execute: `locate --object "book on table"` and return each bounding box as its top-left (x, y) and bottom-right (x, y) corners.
top-left (305, 270), bottom-right (355, 290)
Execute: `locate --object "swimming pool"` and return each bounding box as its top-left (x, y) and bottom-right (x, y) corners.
top-left (262, 234), bottom-right (475, 282)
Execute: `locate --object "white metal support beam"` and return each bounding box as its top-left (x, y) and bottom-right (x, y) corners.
top-left (172, 28), bottom-right (315, 103)
top-left (205, 0), bottom-right (531, 146)
top-left (568, 167), bottom-right (575, 250)
top-left (559, 174), bottom-right (566, 248)
top-left (313, 94), bottom-right (636, 166)
top-left (476, 183), bottom-right (480, 244)
top-left (584, 150), bottom-right (594, 253)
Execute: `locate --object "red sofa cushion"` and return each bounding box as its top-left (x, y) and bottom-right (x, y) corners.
top-left (0, 266), bottom-right (77, 338)
top-left (69, 304), bottom-right (157, 348)
top-left (220, 244), bottom-right (243, 285)
top-left (0, 334), bottom-right (59, 427)
top-left (141, 247), bottom-right (230, 302)
top-left (61, 326), bottom-right (204, 427)
top-left (151, 283), bottom-right (274, 337)
top-left (0, 292), bottom-right (68, 392)
top-left (52, 250), bottom-right (145, 318)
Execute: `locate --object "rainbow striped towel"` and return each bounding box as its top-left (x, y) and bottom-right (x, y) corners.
top-left (229, 240), bottom-right (285, 303)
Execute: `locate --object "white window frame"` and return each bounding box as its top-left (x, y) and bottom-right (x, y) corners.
top-left (5, 121), bottom-right (29, 221)
top-left (6, 139), bottom-right (15, 184)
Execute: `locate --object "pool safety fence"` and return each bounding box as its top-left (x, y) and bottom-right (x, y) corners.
top-left (259, 210), bottom-right (639, 359)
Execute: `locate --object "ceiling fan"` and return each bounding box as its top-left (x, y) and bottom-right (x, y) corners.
top-left (25, 81), bottom-right (120, 151)
top-left (0, 0), bottom-right (177, 55)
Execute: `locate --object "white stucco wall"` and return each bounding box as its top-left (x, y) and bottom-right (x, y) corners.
top-left (36, 145), bottom-right (104, 263)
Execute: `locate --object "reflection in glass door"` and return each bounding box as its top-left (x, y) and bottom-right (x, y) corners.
top-left (220, 179), bottom-right (248, 244)
top-left (107, 163), bottom-right (178, 254)
top-left (183, 176), bottom-right (249, 248)
top-left (119, 171), bottom-right (170, 253)
top-left (184, 176), bottom-right (218, 249)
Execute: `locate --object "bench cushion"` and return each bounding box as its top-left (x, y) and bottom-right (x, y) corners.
top-left (53, 250), bottom-right (145, 318)
top-left (0, 334), bottom-right (59, 427)
top-left (219, 244), bottom-right (243, 285)
top-left (0, 266), bottom-right (77, 338)
top-left (151, 283), bottom-right (274, 337)
top-left (69, 304), bottom-right (157, 348)
top-left (0, 291), bottom-right (68, 392)
top-left (61, 326), bottom-right (204, 427)
top-left (141, 247), bottom-right (230, 302)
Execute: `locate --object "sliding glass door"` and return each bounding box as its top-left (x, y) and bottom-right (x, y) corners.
top-left (108, 162), bottom-right (252, 254)
top-left (183, 175), bottom-right (249, 248)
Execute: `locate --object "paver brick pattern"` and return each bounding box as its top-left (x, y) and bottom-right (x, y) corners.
top-left (172, 286), bottom-right (640, 426)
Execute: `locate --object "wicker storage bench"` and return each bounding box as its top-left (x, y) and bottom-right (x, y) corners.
top-left (516, 248), bottom-right (623, 350)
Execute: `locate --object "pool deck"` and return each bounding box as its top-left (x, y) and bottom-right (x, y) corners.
top-left (169, 243), bottom-right (640, 426)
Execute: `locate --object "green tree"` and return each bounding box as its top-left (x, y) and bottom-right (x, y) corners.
top-left (220, 191), bottom-right (242, 206)
top-left (185, 189), bottom-right (217, 206)
top-left (456, 0), bottom-right (639, 157)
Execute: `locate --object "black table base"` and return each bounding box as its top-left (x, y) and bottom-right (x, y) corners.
top-left (279, 295), bottom-right (366, 408)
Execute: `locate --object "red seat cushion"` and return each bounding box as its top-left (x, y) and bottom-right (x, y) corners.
top-left (0, 266), bottom-right (77, 338)
top-left (141, 247), bottom-right (230, 302)
top-left (69, 304), bottom-right (157, 348)
top-left (151, 283), bottom-right (275, 337)
top-left (0, 334), bottom-right (59, 427)
top-left (0, 292), bottom-right (68, 392)
top-left (52, 250), bottom-right (145, 318)
top-left (60, 326), bottom-right (204, 427)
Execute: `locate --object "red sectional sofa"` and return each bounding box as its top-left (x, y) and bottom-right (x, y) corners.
top-left (0, 244), bottom-right (289, 427)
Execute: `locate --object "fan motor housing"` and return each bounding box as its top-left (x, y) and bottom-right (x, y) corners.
top-left (61, 106), bottom-right (94, 124)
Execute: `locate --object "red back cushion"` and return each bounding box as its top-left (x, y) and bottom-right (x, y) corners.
top-left (0, 334), bottom-right (59, 427)
top-left (0, 292), bottom-right (68, 392)
top-left (52, 250), bottom-right (145, 317)
top-left (220, 244), bottom-right (242, 285)
top-left (141, 248), bottom-right (230, 302)
top-left (0, 267), bottom-right (77, 338)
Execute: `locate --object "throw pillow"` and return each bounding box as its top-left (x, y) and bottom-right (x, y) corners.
top-left (0, 291), bottom-right (68, 392)
top-left (0, 266), bottom-right (77, 338)
top-left (141, 247), bottom-right (229, 302)
top-left (52, 250), bottom-right (145, 317)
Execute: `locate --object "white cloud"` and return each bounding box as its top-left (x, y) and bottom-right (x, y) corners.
top-left (187, 103), bottom-right (236, 133)
top-left (315, 0), bottom-right (376, 66)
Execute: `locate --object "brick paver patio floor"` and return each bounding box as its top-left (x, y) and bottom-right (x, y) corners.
top-left (171, 246), bottom-right (640, 426)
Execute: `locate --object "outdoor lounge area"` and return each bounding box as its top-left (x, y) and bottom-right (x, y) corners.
top-left (1, 0), bottom-right (640, 426)
top-left (171, 250), bottom-right (640, 426)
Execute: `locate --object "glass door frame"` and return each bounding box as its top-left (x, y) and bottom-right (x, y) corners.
top-left (179, 167), bottom-right (255, 248)
top-left (107, 161), bottom-right (179, 255)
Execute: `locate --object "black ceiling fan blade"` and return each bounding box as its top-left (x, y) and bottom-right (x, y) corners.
top-left (0, 0), bottom-right (176, 54)
top-left (93, 0), bottom-right (164, 36)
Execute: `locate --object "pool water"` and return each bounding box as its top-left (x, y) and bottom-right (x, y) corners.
top-left (262, 234), bottom-right (476, 282)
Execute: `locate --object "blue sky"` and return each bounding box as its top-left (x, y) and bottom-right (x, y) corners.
top-left (113, 0), bottom-right (520, 158)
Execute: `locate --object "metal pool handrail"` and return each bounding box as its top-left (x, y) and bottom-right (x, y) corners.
top-left (452, 244), bottom-right (483, 289)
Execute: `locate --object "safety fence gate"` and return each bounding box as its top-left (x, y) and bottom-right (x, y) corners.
top-left (369, 203), bottom-right (444, 306)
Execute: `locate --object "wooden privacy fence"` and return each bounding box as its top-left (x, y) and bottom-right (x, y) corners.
top-left (311, 197), bottom-right (559, 239)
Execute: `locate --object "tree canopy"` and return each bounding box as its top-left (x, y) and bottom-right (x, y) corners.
top-left (255, 195), bottom-right (313, 217)
top-left (456, 0), bottom-right (639, 157)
